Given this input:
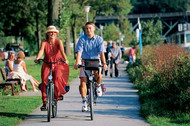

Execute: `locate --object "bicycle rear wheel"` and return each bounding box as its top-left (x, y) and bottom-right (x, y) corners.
top-left (47, 83), bottom-right (52, 122)
top-left (89, 82), bottom-right (94, 120)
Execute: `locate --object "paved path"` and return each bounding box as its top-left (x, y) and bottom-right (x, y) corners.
top-left (19, 63), bottom-right (149, 126)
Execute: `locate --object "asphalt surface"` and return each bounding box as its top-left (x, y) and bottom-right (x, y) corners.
top-left (19, 62), bottom-right (149, 126)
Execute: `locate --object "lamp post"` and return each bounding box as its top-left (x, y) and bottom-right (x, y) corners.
top-left (84, 6), bottom-right (91, 22)
top-left (100, 25), bottom-right (104, 38)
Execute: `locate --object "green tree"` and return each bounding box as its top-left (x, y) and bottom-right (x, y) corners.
top-left (0, 0), bottom-right (48, 54)
top-left (59, 0), bottom-right (85, 55)
top-left (131, 0), bottom-right (190, 13)
top-left (103, 23), bottom-right (120, 41)
top-left (141, 20), bottom-right (163, 46)
top-left (0, 0), bottom-right (133, 55)
top-left (90, 0), bottom-right (132, 16)
top-left (119, 16), bottom-right (136, 46)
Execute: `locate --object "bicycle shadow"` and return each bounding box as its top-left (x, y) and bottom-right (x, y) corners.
top-left (0, 112), bottom-right (28, 119)
top-left (0, 112), bottom-right (51, 123)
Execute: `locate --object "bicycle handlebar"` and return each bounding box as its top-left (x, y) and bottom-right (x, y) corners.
top-left (78, 64), bottom-right (103, 68)
top-left (37, 58), bottom-right (66, 64)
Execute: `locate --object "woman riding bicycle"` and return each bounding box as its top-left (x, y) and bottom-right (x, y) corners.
top-left (35, 26), bottom-right (69, 110)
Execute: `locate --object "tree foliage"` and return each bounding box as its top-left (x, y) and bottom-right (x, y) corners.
top-left (141, 20), bottom-right (163, 46)
top-left (0, 0), bottom-right (47, 54)
top-left (0, 0), bottom-right (133, 55)
top-left (119, 17), bottom-right (136, 46)
top-left (131, 0), bottom-right (190, 14)
top-left (90, 0), bottom-right (132, 16)
top-left (103, 23), bottom-right (120, 41)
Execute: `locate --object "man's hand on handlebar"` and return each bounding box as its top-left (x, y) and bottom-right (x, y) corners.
top-left (74, 63), bottom-right (78, 70)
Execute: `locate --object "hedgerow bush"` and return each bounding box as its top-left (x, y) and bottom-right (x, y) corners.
top-left (127, 44), bottom-right (190, 121)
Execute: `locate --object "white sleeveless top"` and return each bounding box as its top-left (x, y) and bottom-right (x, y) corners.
top-left (13, 61), bottom-right (25, 74)
top-left (13, 60), bottom-right (33, 82)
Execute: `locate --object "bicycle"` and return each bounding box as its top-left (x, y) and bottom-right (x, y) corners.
top-left (78, 59), bottom-right (103, 120)
top-left (37, 58), bottom-right (67, 122)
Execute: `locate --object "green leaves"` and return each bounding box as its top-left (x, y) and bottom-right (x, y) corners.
top-left (127, 44), bottom-right (190, 120)
top-left (102, 23), bottom-right (120, 41)
top-left (131, 0), bottom-right (190, 13)
top-left (142, 20), bottom-right (163, 46)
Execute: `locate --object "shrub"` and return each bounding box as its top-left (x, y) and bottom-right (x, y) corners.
top-left (127, 44), bottom-right (190, 120)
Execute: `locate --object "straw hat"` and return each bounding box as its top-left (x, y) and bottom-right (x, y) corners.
top-left (45, 26), bottom-right (59, 34)
top-left (17, 51), bottom-right (25, 58)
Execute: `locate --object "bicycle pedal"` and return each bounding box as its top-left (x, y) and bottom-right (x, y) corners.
top-left (58, 95), bottom-right (64, 100)
top-left (40, 107), bottom-right (47, 111)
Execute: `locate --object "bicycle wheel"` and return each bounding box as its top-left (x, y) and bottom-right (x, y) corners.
top-left (52, 101), bottom-right (57, 118)
top-left (89, 82), bottom-right (94, 120)
top-left (47, 83), bottom-right (52, 122)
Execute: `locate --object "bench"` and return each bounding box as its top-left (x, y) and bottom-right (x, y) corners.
top-left (0, 68), bottom-right (20, 96)
top-left (0, 68), bottom-right (29, 95)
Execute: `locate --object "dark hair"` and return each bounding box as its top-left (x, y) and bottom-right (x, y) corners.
top-left (85, 21), bottom-right (95, 26)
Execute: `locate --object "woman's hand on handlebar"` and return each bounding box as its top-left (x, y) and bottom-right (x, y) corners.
top-left (34, 58), bottom-right (39, 63)
top-left (65, 60), bottom-right (69, 64)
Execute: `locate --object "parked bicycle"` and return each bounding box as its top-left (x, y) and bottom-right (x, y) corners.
top-left (37, 58), bottom-right (68, 122)
top-left (78, 59), bottom-right (104, 120)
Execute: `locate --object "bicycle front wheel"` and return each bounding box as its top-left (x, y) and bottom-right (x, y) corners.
top-left (90, 82), bottom-right (94, 120)
top-left (52, 100), bottom-right (57, 118)
top-left (47, 83), bottom-right (52, 122)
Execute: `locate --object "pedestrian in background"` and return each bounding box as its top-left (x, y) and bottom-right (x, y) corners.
top-left (120, 43), bottom-right (126, 58)
top-left (110, 42), bottom-right (122, 77)
top-left (103, 41), bottom-right (109, 76)
top-left (128, 46), bottom-right (136, 63)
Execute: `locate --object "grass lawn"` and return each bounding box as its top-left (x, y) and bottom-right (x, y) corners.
top-left (147, 115), bottom-right (190, 126)
top-left (0, 96), bottom-right (41, 126)
top-left (0, 55), bottom-right (79, 126)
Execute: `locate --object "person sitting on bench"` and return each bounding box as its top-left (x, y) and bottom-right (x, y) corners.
top-left (7, 51), bottom-right (40, 92)
top-left (4, 51), bottom-right (15, 76)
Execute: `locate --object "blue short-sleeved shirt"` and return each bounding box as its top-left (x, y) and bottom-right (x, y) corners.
top-left (75, 35), bottom-right (104, 59)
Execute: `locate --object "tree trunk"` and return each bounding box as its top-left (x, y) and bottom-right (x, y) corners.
top-left (65, 27), bottom-right (71, 55)
top-left (48, 0), bottom-right (53, 26)
top-left (72, 23), bottom-right (77, 59)
top-left (36, 12), bottom-right (41, 51)
top-left (48, 0), bottom-right (61, 26)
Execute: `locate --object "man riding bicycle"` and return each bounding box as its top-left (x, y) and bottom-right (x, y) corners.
top-left (74, 22), bottom-right (108, 112)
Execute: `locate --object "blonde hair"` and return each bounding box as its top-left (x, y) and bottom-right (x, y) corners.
top-left (17, 51), bottom-right (25, 58)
